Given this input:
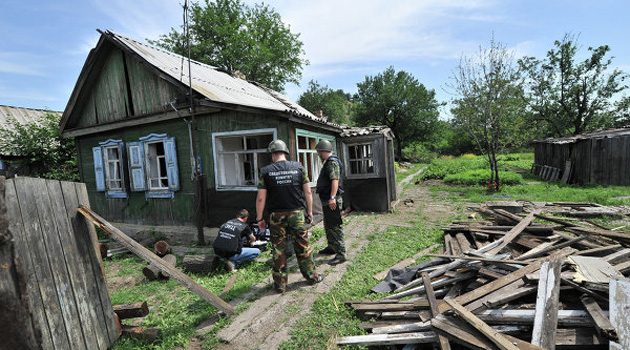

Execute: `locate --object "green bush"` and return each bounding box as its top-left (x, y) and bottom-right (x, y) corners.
top-left (443, 169), bottom-right (523, 186)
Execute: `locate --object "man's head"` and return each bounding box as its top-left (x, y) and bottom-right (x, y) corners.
top-left (267, 140), bottom-right (289, 162)
top-left (236, 209), bottom-right (249, 222)
top-left (315, 139), bottom-right (333, 161)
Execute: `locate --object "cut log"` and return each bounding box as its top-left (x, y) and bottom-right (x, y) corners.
top-left (154, 240), bottom-right (170, 257)
top-left (112, 302), bottom-right (149, 320)
top-left (142, 254), bottom-right (177, 280)
top-left (182, 254), bottom-right (221, 274)
top-left (121, 325), bottom-right (161, 342)
top-left (78, 206), bottom-right (235, 315)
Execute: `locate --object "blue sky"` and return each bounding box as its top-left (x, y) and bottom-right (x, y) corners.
top-left (2, 0), bottom-right (630, 116)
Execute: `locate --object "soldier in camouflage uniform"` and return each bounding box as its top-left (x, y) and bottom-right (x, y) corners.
top-left (315, 140), bottom-right (346, 265)
top-left (256, 140), bottom-right (324, 293)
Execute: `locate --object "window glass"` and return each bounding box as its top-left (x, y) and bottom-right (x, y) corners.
top-left (104, 146), bottom-right (123, 190)
top-left (147, 141), bottom-right (169, 189)
top-left (295, 130), bottom-right (335, 184)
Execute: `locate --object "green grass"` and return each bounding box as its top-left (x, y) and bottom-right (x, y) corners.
top-left (443, 169), bottom-right (523, 186)
top-left (106, 250), bottom-right (274, 350)
top-left (279, 220), bottom-right (444, 350)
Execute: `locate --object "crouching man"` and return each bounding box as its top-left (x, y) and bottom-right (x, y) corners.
top-left (212, 209), bottom-right (260, 272)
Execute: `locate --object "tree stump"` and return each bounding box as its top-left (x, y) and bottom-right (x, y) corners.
top-left (181, 254), bottom-right (221, 273)
top-left (143, 254), bottom-right (177, 280)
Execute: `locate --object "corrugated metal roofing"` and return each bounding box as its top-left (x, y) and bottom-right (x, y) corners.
top-left (106, 31), bottom-right (335, 128)
top-left (339, 125), bottom-right (393, 138)
top-left (0, 105), bottom-right (62, 156)
top-left (532, 126), bottom-right (630, 144)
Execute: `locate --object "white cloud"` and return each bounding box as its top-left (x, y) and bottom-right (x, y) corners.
top-left (274, 0), bottom-right (501, 66)
top-left (90, 0), bottom-right (183, 41)
top-left (0, 53), bottom-right (44, 76)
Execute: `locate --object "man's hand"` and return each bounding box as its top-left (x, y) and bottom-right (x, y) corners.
top-left (329, 198), bottom-right (337, 210)
top-left (249, 233), bottom-right (257, 243)
top-left (258, 219), bottom-right (267, 231)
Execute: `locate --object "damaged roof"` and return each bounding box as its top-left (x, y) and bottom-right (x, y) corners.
top-left (532, 126), bottom-right (630, 144)
top-left (340, 125), bottom-right (394, 138)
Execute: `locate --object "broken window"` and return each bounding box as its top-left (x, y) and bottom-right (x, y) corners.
top-left (127, 133), bottom-right (180, 198)
top-left (348, 143), bottom-right (375, 175)
top-left (296, 129), bottom-right (336, 184)
top-left (93, 139), bottom-right (127, 198)
top-left (213, 129), bottom-right (275, 190)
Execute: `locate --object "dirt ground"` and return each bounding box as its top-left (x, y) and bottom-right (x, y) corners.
top-left (202, 168), bottom-right (458, 350)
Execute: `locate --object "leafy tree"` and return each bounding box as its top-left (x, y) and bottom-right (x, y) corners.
top-left (352, 66), bottom-right (441, 159)
top-left (0, 113), bottom-right (78, 181)
top-left (149, 0), bottom-right (307, 91)
top-left (297, 80), bottom-right (351, 124)
top-left (519, 33), bottom-right (628, 136)
top-left (449, 39), bottom-right (527, 191)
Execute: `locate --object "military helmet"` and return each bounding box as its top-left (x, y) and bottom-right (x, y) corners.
top-left (267, 139), bottom-right (290, 154)
top-left (315, 139), bottom-right (333, 152)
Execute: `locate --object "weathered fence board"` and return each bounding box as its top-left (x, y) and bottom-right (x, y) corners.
top-left (4, 177), bottom-right (118, 349)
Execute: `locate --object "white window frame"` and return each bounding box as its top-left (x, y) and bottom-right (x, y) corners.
top-left (145, 140), bottom-right (169, 190)
top-left (212, 128), bottom-right (277, 191)
top-left (103, 145), bottom-right (124, 191)
top-left (295, 129), bottom-right (336, 185)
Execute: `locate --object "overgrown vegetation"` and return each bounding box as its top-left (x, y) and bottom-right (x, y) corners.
top-left (0, 113), bottom-right (79, 181)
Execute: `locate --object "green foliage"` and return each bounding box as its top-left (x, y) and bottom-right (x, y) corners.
top-left (519, 33), bottom-right (628, 136)
top-left (417, 155), bottom-right (488, 181)
top-left (352, 66), bottom-right (442, 159)
top-left (0, 113), bottom-right (79, 181)
top-left (444, 169), bottom-right (523, 186)
top-left (149, 0), bottom-right (307, 91)
top-left (297, 80), bottom-right (352, 124)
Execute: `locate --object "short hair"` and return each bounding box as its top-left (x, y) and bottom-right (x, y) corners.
top-left (236, 209), bottom-right (249, 218)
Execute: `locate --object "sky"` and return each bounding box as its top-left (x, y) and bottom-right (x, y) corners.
top-left (2, 0), bottom-right (630, 117)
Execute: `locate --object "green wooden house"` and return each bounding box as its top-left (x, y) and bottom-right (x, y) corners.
top-left (60, 30), bottom-right (396, 227)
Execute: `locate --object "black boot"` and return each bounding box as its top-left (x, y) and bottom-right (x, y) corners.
top-left (328, 254), bottom-right (346, 265)
top-left (318, 246), bottom-right (335, 255)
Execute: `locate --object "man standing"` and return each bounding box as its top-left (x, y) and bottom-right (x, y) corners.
top-left (256, 140), bottom-right (324, 293)
top-left (212, 209), bottom-right (260, 272)
top-left (315, 139), bottom-right (346, 265)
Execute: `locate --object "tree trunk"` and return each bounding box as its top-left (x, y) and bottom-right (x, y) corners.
top-left (181, 254), bottom-right (221, 273)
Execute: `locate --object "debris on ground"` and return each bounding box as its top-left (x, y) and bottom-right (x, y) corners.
top-left (338, 201), bottom-right (630, 349)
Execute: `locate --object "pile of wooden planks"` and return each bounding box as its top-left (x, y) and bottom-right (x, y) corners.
top-left (339, 202), bottom-right (630, 349)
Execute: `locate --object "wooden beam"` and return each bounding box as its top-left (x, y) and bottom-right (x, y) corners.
top-left (609, 277), bottom-right (630, 350)
top-left (373, 244), bottom-right (438, 280)
top-left (421, 272), bottom-right (451, 350)
top-left (487, 210), bottom-right (540, 255)
top-left (531, 257), bottom-right (563, 349)
top-left (77, 205), bottom-right (235, 315)
top-left (580, 294), bottom-right (618, 340)
top-left (336, 331), bottom-right (438, 346)
top-left (112, 302), bottom-right (149, 319)
top-left (444, 299), bottom-right (521, 350)
top-left (386, 272), bottom-right (475, 300)
top-left (515, 235), bottom-right (587, 261)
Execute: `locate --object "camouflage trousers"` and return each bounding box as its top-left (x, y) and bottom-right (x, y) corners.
top-left (269, 209), bottom-right (318, 291)
top-left (321, 196), bottom-right (345, 257)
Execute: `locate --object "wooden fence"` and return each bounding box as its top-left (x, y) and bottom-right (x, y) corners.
top-left (0, 177), bottom-right (118, 349)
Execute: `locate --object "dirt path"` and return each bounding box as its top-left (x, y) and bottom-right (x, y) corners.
top-left (209, 167), bottom-right (456, 350)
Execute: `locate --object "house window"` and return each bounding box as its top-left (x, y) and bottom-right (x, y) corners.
top-left (127, 133), bottom-right (180, 198)
top-left (348, 143), bottom-right (375, 174)
top-left (295, 129), bottom-right (336, 184)
top-left (212, 128), bottom-right (276, 190)
top-left (93, 139), bottom-right (127, 198)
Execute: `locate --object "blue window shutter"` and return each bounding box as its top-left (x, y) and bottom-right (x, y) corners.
top-left (127, 142), bottom-right (146, 191)
top-left (164, 137), bottom-right (180, 191)
top-left (92, 146), bottom-right (106, 192)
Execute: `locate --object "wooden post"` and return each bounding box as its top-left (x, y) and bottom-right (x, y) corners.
top-left (78, 205), bottom-right (235, 315)
top-left (531, 257), bottom-right (563, 349)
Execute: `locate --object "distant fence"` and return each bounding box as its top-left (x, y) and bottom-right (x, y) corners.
top-left (0, 177), bottom-right (118, 349)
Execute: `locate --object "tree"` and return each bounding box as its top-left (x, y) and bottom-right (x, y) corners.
top-left (352, 66), bottom-right (441, 159)
top-left (449, 39), bottom-right (527, 191)
top-left (519, 33), bottom-right (628, 136)
top-left (297, 80), bottom-right (351, 124)
top-left (0, 113), bottom-right (79, 181)
top-left (149, 0), bottom-right (307, 92)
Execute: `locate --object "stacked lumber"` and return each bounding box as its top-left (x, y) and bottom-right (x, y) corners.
top-left (339, 202), bottom-right (630, 349)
